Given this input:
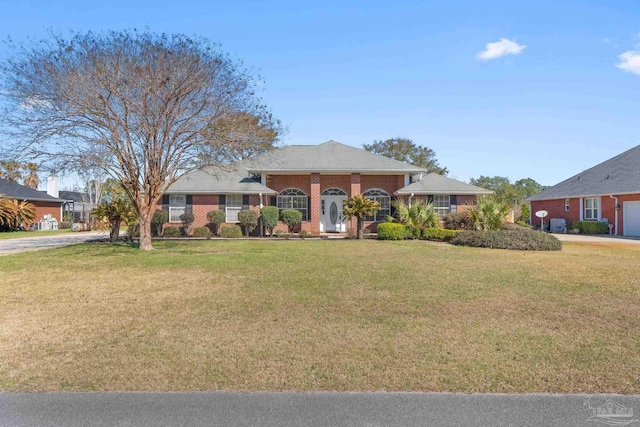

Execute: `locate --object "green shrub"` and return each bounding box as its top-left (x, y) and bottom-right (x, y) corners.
top-left (127, 223), bottom-right (140, 238)
top-left (206, 210), bottom-right (226, 235)
top-left (515, 221), bottom-right (531, 228)
top-left (377, 222), bottom-right (407, 240)
top-left (261, 206), bottom-right (279, 236)
top-left (501, 222), bottom-right (530, 231)
top-left (451, 229), bottom-right (562, 251)
top-left (237, 209), bottom-right (259, 237)
top-left (421, 228), bottom-right (463, 242)
top-left (151, 209), bottom-right (168, 237)
top-left (192, 226), bottom-right (212, 238)
top-left (443, 212), bottom-right (475, 230)
top-left (405, 226), bottom-right (421, 239)
top-left (569, 221), bottom-right (608, 234)
top-left (163, 226), bottom-right (181, 238)
top-left (220, 224), bottom-right (242, 238)
top-left (281, 209), bottom-right (302, 232)
top-left (179, 213), bottom-right (195, 236)
top-left (299, 230), bottom-right (311, 239)
top-left (59, 221), bottom-right (72, 229)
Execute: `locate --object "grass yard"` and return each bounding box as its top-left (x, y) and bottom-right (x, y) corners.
top-left (0, 239), bottom-right (639, 393)
top-left (0, 229), bottom-right (73, 240)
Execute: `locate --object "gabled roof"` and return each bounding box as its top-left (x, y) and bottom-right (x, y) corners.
top-left (167, 167), bottom-right (276, 194)
top-left (526, 145), bottom-right (640, 201)
top-left (243, 140), bottom-right (424, 174)
top-left (0, 178), bottom-right (66, 203)
top-left (395, 173), bottom-right (493, 195)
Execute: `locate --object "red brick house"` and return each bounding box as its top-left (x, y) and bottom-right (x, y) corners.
top-left (0, 177), bottom-right (66, 223)
top-left (164, 141), bottom-right (492, 235)
top-left (526, 145), bottom-right (640, 236)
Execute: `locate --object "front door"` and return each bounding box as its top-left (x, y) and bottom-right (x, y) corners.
top-left (321, 195), bottom-right (347, 232)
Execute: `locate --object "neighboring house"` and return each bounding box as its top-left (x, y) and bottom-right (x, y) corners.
top-left (526, 145), bottom-right (640, 236)
top-left (0, 177), bottom-right (66, 222)
top-left (59, 190), bottom-right (91, 222)
top-left (164, 140), bottom-right (492, 234)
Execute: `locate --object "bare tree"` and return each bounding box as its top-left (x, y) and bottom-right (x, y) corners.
top-left (0, 30), bottom-right (282, 249)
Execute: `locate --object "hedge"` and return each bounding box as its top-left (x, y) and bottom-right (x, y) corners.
top-left (192, 226), bottom-right (212, 238)
top-left (220, 224), bottom-right (242, 238)
top-left (569, 221), bottom-right (608, 234)
top-left (450, 229), bottom-right (562, 251)
top-left (421, 228), bottom-right (463, 242)
top-left (163, 226), bottom-right (181, 237)
top-left (377, 222), bottom-right (407, 240)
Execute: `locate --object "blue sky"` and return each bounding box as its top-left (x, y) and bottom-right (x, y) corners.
top-left (1, 0), bottom-right (639, 186)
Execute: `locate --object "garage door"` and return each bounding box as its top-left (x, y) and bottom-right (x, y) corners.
top-left (623, 201), bottom-right (640, 236)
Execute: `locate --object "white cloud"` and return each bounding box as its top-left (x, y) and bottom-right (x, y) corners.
top-left (616, 51), bottom-right (640, 75)
top-left (476, 38), bottom-right (526, 61)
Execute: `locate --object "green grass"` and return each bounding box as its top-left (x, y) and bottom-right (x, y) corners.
top-left (0, 229), bottom-right (73, 240)
top-left (0, 239), bottom-right (639, 393)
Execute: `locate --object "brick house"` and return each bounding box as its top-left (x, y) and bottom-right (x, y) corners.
top-left (526, 145), bottom-right (640, 236)
top-left (0, 177), bottom-right (66, 222)
top-left (163, 140), bottom-right (492, 235)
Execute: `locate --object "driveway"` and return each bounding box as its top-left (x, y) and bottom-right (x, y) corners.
top-left (1, 392), bottom-right (639, 427)
top-left (0, 231), bottom-right (108, 256)
top-left (553, 233), bottom-right (640, 245)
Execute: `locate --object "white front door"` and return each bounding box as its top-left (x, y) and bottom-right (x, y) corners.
top-left (321, 196), bottom-right (347, 232)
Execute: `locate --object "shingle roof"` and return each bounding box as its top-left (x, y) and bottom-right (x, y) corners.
top-left (59, 190), bottom-right (88, 203)
top-left (526, 145), bottom-right (640, 201)
top-left (167, 167), bottom-right (276, 194)
top-left (243, 140), bottom-right (424, 173)
top-left (395, 173), bottom-right (493, 195)
top-left (0, 178), bottom-right (66, 203)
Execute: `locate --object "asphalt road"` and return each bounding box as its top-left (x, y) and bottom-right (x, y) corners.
top-left (2, 392), bottom-right (639, 427)
top-left (0, 232), bottom-right (107, 255)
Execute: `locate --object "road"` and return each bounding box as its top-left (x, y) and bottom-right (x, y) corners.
top-left (0, 231), bottom-right (108, 256)
top-left (1, 392), bottom-right (639, 427)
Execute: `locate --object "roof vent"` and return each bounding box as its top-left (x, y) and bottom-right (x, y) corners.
top-left (606, 175), bottom-right (610, 179)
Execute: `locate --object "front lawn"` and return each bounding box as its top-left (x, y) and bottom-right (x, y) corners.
top-left (0, 240), bottom-right (638, 393)
top-left (0, 229), bottom-right (73, 240)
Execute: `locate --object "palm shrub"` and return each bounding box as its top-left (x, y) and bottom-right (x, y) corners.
top-left (342, 194), bottom-right (380, 239)
top-left (151, 209), bottom-right (168, 237)
top-left (281, 209), bottom-right (303, 233)
top-left (467, 196), bottom-right (510, 231)
top-left (91, 195), bottom-right (137, 242)
top-left (238, 209), bottom-right (259, 237)
top-left (388, 199), bottom-right (439, 237)
top-left (0, 196), bottom-right (18, 231)
top-left (2, 199), bottom-right (37, 230)
top-left (260, 206), bottom-right (279, 237)
top-left (206, 210), bottom-right (226, 236)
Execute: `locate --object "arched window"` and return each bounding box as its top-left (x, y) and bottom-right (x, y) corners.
top-left (362, 188), bottom-right (390, 222)
top-left (277, 188), bottom-right (308, 220)
top-left (321, 188), bottom-right (347, 196)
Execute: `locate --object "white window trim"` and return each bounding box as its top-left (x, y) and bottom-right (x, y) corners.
top-left (362, 188), bottom-right (390, 222)
top-left (565, 199), bottom-right (570, 212)
top-left (433, 195), bottom-right (450, 220)
top-left (225, 194), bottom-right (243, 223)
top-left (169, 195), bottom-right (186, 223)
top-left (277, 188), bottom-right (308, 220)
top-left (584, 197), bottom-right (600, 220)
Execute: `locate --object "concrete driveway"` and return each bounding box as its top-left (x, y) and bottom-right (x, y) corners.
top-left (0, 231), bottom-right (108, 256)
top-left (553, 233), bottom-right (640, 245)
top-left (1, 392), bottom-right (639, 427)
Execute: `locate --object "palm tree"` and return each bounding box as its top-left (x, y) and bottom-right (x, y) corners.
top-left (22, 163), bottom-right (39, 189)
top-left (0, 160), bottom-right (22, 182)
top-left (9, 199), bottom-right (37, 229)
top-left (0, 195), bottom-right (18, 229)
top-left (91, 194), bottom-right (138, 242)
top-left (389, 199), bottom-right (439, 237)
top-left (342, 194), bottom-right (380, 239)
top-left (467, 196), bottom-right (510, 231)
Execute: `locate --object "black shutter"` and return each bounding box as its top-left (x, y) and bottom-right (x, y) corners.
top-left (242, 195), bottom-right (250, 210)
top-left (306, 196), bottom-right (311, 221)
top-left (270, 196), bottom-right (277, 207)
top-left (218, 195), bottom-right (226, 214)
top-left (162, 195), bottom-right (169, 213)
top-left (186, 195), bottom-right (193, 215)
top-left (450, 195), bottom-right (457, 205)
top-left (427, 195), bottom-right (434, 204)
